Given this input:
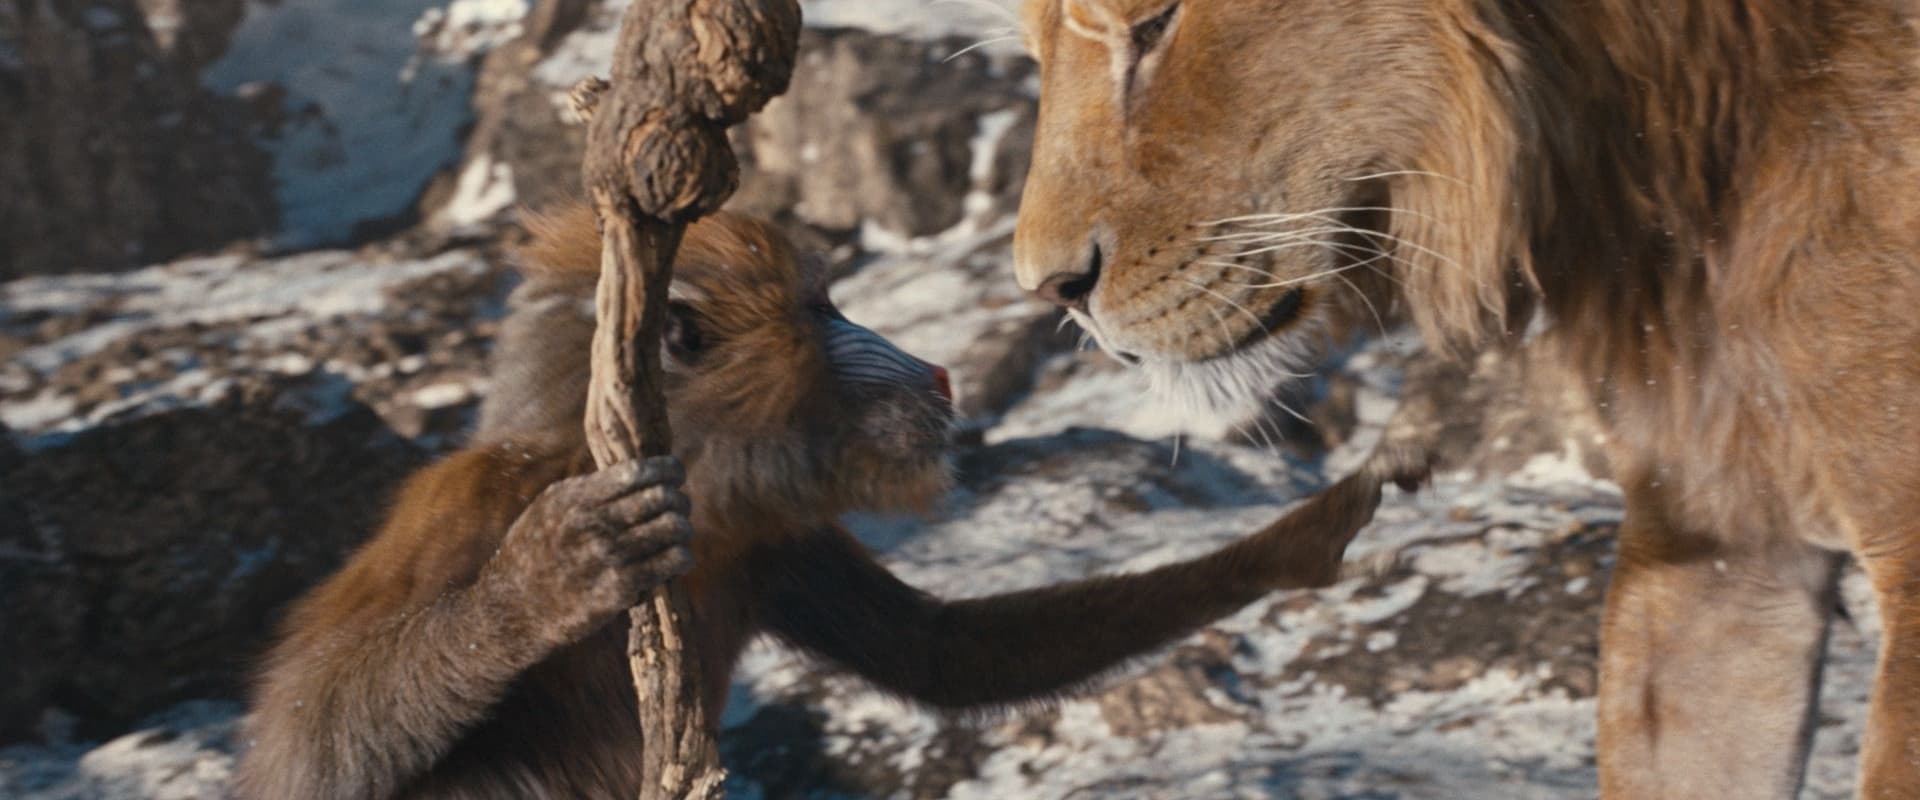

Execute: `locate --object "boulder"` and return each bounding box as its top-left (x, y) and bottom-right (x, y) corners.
top-left (0, 391), bottom-right (423, 741)
top-left (0, 0), bottom-right (273, 279)
top-left (0, 243), bottom-right (507, 739)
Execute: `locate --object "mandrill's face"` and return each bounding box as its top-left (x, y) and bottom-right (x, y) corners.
top-left (658, 212), bottom-right (956, 526)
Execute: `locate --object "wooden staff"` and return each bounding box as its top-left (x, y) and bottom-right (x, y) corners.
top-left (574, 2), bottom-right (799, 797)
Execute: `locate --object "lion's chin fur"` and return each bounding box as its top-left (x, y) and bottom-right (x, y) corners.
top-left (1143, 311), bottom-right (1328, 425)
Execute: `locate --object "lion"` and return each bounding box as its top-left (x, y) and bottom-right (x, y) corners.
top-left (1008, 1), bottom-right (1920, 797)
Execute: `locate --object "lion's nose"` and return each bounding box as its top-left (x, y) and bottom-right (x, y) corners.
top-left (1032, 238), bottom-right (1103, 312)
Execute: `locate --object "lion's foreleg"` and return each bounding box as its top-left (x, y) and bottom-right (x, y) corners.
top-left (1856, 549), bottom-right (1920, 799)
top-left (1596, 478), bottom-right (1841, 800)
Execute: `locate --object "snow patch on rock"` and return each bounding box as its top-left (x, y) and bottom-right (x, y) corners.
top-left (1, 249), bottom-right (489, 441)
top-left (203, 0), bottom-right (480, 249)
top-left (0, 702), bottom-right (239, 800)
top-left (436, 154), bottom-right (518, 230)
top-left (805, 0), bottom-right (1025, 52)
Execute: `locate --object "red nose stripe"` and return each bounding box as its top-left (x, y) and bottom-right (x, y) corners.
top-left (931, 365), bottom-right (952, 402)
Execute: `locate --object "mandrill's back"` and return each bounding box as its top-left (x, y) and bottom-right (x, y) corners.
top-left (237, 206), bottom-right (656, 800)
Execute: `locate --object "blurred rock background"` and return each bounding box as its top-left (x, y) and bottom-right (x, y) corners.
top-left (0, 1), bottom-right (1875, 797)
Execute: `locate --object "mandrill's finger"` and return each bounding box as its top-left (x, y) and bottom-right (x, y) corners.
top-left (1341, 548), bottom-right (1404, 581)
top-left (627, 545), bottom-right (696, 586)
top-left (628, 455), bottom-right (686, 489)
top-left (1390, 459), bottom-right (1433, 493)
top-left (1364, 443), bottom-right (1434, 493)
top-left (596, 483), bottom-right (692, 529)
top-left (570, 457), bottom-right (686, 505)
top-left (616, 513), bottom-right (695, 559)
top-left (552, 461), bottom-right (639, 505)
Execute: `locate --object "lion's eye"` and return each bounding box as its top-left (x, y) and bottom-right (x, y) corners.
top-left (1130, 2), bottom-right (1179, 54)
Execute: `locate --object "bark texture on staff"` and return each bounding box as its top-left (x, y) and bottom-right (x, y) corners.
top-left (576, 1), bottom-right (799, 798)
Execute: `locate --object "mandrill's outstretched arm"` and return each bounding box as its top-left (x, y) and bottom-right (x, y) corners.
top-left (751, 461), bottom-right (1413, 710)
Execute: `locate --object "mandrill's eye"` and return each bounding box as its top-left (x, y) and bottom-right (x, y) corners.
top-left (1130, 2), bottom-right (1179, 55)
top-left (664, 302), bottom-right (705, 364)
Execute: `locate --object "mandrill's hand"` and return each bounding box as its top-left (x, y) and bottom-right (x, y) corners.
top-left (1246, 445), bottom-right (1432, 591)
top-left (481, 456), bottom-right (695, 645)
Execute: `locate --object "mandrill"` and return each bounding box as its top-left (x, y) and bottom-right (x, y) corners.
top-left (235, 203), bottom-right (1420, 798)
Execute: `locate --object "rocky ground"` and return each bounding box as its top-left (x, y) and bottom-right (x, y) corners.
top-left (0, 1), bottom-right (1881, 798)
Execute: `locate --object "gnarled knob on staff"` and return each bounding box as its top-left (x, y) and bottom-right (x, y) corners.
top-left (582, 0), bottom-right (801, 224)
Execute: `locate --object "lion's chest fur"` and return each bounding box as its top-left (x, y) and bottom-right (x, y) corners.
top-left (1561, 206), bottom-right (1920, 553)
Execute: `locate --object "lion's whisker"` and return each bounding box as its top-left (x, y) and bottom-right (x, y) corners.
top-left (1194, 299), bottom-right (1238, 358)
top-left (1181, 278), bottom-right (1267, 333)
top-left (1179, 278), bottom-right (1318, 381)
top-left (1248, 414), bottom-right (1280, 452)
top-left (1212, 263), bottom-right (1353, 290)
top-left (1200, 217), bottom-right (1431, 261)
top-left (1361, 261), bottom-right (1409, 289)
top-left (1266, 393), bottom-right (1314, 427)
top-left (1247, 345), bottom-right (1316, 380)
top-left (1211, 216), bottom-right (1462, 269)
top-left (1208, 247), bottom-right (1406, 293)
top-left (1192, 226), bottom-right (1354, 243)
top-left (1203, 247), bottom-right (1397, 290)
top-left (1198, 205), bottom-right (1440, 228)
top-left (1207, 237), bottom-right (1413, 271)
top-left (1228, 223), bottom-right (1463, 272)
top-left (1207, 235), bottom-right (1374, 260)
top-left (1351, 230), bottom-right (1462, 271)
top-left (1342, 169), bottom-right (1468, 186)
top-left (1208, 262), bottom-right (1284, 281)
top-left (1335, 271), bottom-right (1389, 338)
top-left (944, 34), bottom-right (1021, 62)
